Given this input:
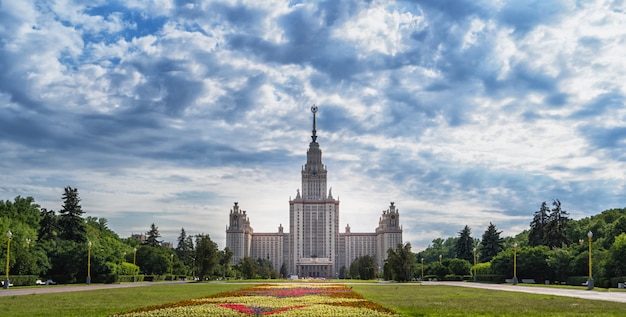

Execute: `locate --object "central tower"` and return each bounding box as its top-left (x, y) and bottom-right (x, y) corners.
top-left (288, 106), bottom-right (340, 278)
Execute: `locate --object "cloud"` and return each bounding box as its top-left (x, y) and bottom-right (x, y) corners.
top-left (1, 0), bottom-right (625, 252)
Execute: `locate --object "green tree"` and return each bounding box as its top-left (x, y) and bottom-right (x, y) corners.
top-left (0, 196), bottom-right (42, 228)
top-left (545, 199), bottom-right (570, 248)
top-left (547, 248), bottom-right (574, 283)
top-left (349, 255), bottom-right (377, 280)
top-left (479, 222), bottom-right (503, 262)
top-left (455, 225), bottom-right (474, 262)
top-left (386, 243), bottom-right (415, 282)
top-left (58, 187), bottom-right (87, 243)
top-left (280, 262), bottom-right (288, 278)
top-left (238, 256), bottom-right (259, 279)
top-left (491, 246), bottom-right (551, 282)
top-left (38, 208), bottom-right (59, 241)
top-left (135, 246), bottom-right (170, 275)
top-left (144, 223), bottom-right (162, 247)
top-left (175, 228), bottom-right (194, 275)
top-left (218, 247), bottom-right (233, 279)
top-left (605, 233), bottom-right (626, 277)
top-left (195, 234), bottom-right (218, 280)
top-left (448, 258), bottom-right (472, 276)
top-left (529, 202), bottom-right (550, 247)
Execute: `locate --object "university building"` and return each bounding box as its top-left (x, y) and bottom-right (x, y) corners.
top-left (226, 107), bottom-right (402, 278)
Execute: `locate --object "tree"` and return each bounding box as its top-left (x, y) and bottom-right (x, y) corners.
top-left (545, 199), bottom-right (570, 248)
top-left (135, 246), bottom-right (170, 275)
top-left (547, 248), bottom-right (574, 283)
top-left (529, 202), bottom-right (550, 247)
top-left (145, 223), bottom-right (162, 247)
top-left (386, 243), bottom-right (416, 282)
top-left (219, 247), bottom-right (233, 279)
top-left (448, 258), bottom-right (472, 276)
top-left (349, 255), bottom-right (377, 280)
top-left (605, 233), bottom-right (626, 278)
top-left (480, 222), bottom-right (503, 262)
top-left (38, 208), bottom-right (58, 241)
top-left (238, 256), bottom-right (259, 279)
top-left (58, 187), bottom-right (87, 243)
top-left (175, 228), bottom-right (194, 275)
top-left (455, 225), bottom-right (474, 262)
top-left (491, 246), bottom-right (551, 282)
top-left (195, 234), bottom-right (218, 280)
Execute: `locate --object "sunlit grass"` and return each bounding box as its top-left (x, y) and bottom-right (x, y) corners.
top-left (352, 283), bottom-right (626, 316)
top-left (0, 283), bottom-right (250, 317)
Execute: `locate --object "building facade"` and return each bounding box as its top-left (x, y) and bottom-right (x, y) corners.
top-left (226, 107), bottom-right (402, 278)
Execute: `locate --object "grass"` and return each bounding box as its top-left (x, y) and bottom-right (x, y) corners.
top-left (0, 283), bottom-right (250, 317)
top-left (351, 283), bottom-right (626, 316)
top-left (0, 282), bottom-right (624, 316)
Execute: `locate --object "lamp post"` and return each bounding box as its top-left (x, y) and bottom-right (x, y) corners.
top-left (439, 254), bottom-right (442, 265)
top-left (133, 247), bottom-right (137, 282)
top-left (512, 242), bottom-right (518, 285)
top-left (25, 238), bottom-right (31, 249)
top-left (4, 231), bottom-right (12, 289)
top-left (473, 247), bottom-right (477, 282)
top-left (421, 258), bottom-right (424, 281)
top-left (587, 231), bottom-right (594, 290)
top-left (87, 241), bottom-right (92, 285)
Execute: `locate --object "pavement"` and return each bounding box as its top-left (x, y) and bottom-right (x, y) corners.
top-left (1, 280), bottom-right (626, 304)
top-left (422, 281), bottom-right (626, 304)
top-left (0, 281), bottom-right (186, 297)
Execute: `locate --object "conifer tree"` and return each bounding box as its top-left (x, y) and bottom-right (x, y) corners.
top-left (58, 186), bottom-right (87, 242)
top-left (479, 222), bottom-right (503, 262)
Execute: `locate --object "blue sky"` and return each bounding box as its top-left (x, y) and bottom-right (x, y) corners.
top-left (1, 0), bottom-right (625, 251)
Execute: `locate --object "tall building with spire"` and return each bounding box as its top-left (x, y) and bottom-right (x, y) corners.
top-left (226, 107), bottom-right (402, 278)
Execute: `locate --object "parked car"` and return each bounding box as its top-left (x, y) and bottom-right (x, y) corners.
top-left (35, 279), bottom-right (56, 285)
top-left (1, 280), bottom-right (14, 287)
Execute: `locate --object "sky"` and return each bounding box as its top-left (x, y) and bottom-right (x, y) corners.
top-left (1, 0), bottom-right (625, 252)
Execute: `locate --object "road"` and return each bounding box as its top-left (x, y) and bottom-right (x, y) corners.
top-left (1, 280), bottom-right (625, 304)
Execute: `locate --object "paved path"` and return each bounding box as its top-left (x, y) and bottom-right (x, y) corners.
top-left (422, 281), bottom-right (626, 304)
top-left (0, 281), bottom-right (186, 297)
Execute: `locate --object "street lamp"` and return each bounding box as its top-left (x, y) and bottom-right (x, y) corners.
top-left (133, 247), bottom-right (137, 282)
top-left (473, 247), bottom-right (477, 282)
top-left (439, 254), bottom-right (442, 265)
top-left (25, 238), bottom-right (31, 248)
top-left (421, 258), bottom-right (424, 281)
top-left (587, 231), bottom-right (594, 290)
top-left (512, 243), bottom-right (518, 285)
top-left (87, 241), bottom-right (92, 285)
top-left (4, 231), bottom-right (12, 289)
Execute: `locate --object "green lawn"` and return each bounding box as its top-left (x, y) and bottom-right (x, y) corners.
top-left (0, 282), bottom-right (624, 316)
top-left (0, 283), bottom-right (250, 317)
top-left (351, 283), bottom-right (626, 316)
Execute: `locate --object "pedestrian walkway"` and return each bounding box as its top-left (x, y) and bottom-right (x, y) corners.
top-left (0, 281), bottom-right (185, 297)
top-left (423, 281), bottom-right (626, 304)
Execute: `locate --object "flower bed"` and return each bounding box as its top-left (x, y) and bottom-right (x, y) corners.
top-left (113, 283), bottom-right (398, 316)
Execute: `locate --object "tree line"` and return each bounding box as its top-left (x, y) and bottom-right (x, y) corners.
top-left (3, 189), bottom-right (625, 286)
top-left (413, 200), bottom-right (626, 287)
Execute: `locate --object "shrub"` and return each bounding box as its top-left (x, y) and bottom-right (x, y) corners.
top-left (475, 274), bottom-right (505, 283)
top-left (5, 275), bottom-right (38, 286)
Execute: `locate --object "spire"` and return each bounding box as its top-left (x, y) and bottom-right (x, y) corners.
top-left (311, 105), bottom-right (318, 142)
